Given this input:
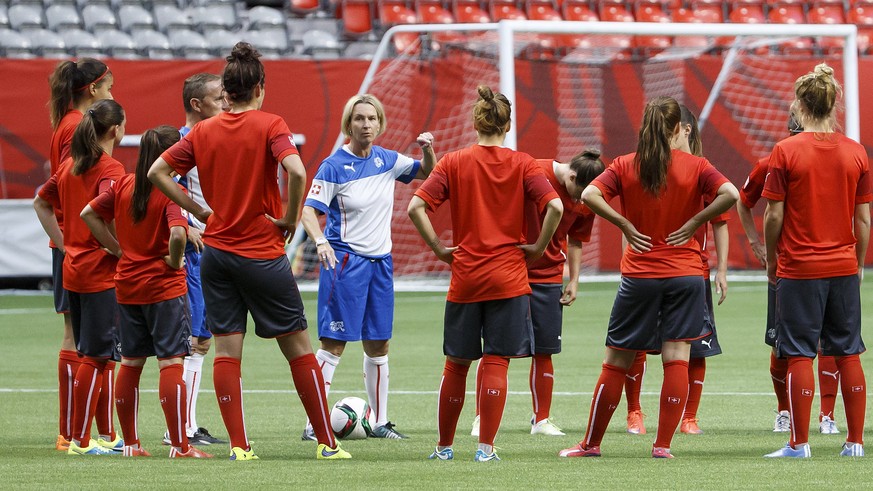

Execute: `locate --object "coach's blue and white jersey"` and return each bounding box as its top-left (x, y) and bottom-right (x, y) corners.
top-left (304, 144), bottom-right (420, 257)
top-left (176, 126), bottom-right (209, 230)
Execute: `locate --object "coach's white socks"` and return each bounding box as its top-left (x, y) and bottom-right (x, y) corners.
top-left (316, 349), bottom-right (341, 396)
top-left (364, 354), bottom-right (389, 427)
top-left (184, 353), bottom-right (204, 435)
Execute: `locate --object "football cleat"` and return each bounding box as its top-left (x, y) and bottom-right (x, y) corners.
top-left (773, 410), bottom-right (791, 433)
top-left (840, 442), bottom-right (864, 457)
top-left (301, 426), bottom-right (316, 441)
top-left (471, 415), bottom-right (480, 437)
top-left (229, 446), bottom-right (259, 461)
top-left (680, 418), bottom-right (703, 435)
top-left (558, 443), bottom-right (601, 458)
top-left (67, 439), bottom-right (117, 456)
top-left (819, 416), bottom-right (840, 435)
top-left (122, 445), bottom-right (151, 457)
top-left (428, 447), bottom-right (454, 460)
top-left (189, 427), bottom-right (226, 445)
top-left (317, 443), bottom-right (352, 460)
top-left (764, 443), bottom-right (811, 458)
top-left (56, 435), bottom-right (70, 452)
top-left (96, 435), bottom-right (124, 452)
top-left (170, 446), bottom-right (213, 459)
top-left (531, 418), bottom-right (565, 436)
top-left (474, 449), bottom-right (500, 462)
top-left (652, 447), bottom-right (674, 459)
top-left (627, 410), bottom-right (647, 435)
top-left (162, 431), bottom-right (172, 446)
top-left (371, 422), bottom-right (408, 439)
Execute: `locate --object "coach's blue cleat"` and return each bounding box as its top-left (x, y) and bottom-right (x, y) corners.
top-left (764, 443), bottom-right (811, 458)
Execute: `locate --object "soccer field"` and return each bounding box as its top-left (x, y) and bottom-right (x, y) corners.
top-left (1, 281), bottom-right (871, 489)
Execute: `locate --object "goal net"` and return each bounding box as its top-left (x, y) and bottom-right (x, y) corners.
top-left (290, 21), bottom-right (859, 288)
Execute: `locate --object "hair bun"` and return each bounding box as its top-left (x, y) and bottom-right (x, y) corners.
top-left (227, 42), bottom-right (262, 63)
top-left (814, 63), bottom-right (834, 79)
top-left (477, 85), bottom-right (494, 102)
top-left (581, 147), bottom-right (601, 159)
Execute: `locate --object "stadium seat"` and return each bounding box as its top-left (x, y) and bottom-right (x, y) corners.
top-left (0, 6), bottom-right (9, 29)
top-left (241, 28), bottom-right (289, 58)
top-left (118, 5), bottom-right (155, 33)
top-left (453, 0), bottom-right (492, 23)
top-left (24, 29), bottom-right (67, 58)
top-left (341, 0), bottom-right (374, 37)
top-left (82, 5), bottom-right (118, 32)
top-left (689, 1), bottom-right (724, 22)
top-left (290, 0), bottom-right (323, 17)
top-left (60, 28), bottom-right (102, 57)
top-left (559, 0), bottom-right (598, 49)
top-left (248, 6), bottom-right (287, 29)
top-left (490, 0), bottom-right (528, 20)
top-left (670, 7), bottom-right (714, 49)
top-left (98, 29), bottom-right (139, 59)
top-left (416, 0), bottom-right (455, 23)
top-left (634, 3), bottom-right (670, 53)
top-left (808, 4), bottom-right (847, 24)
top-left (343, 40), bottom-right (380, 58)
top-left (191, 4), bottom-right (239, 32)
top-left (526, 0), bottom-right (561, 21)
top-left (728, 4), bottom-right (765, 23)
top-left (0, 28), bottom-right (33, 58)
top-left (168, 29), bottom-right (212, 59)
top-left (301, 28), bottom-right (343, 58)
top-left (849, 3), bottom-right (873, 24)
top-left (378, 0), bottom-right (419, 53)
top-left (768, 6), bottom-right (813, 54)
top-left (132, 28), bottom-right (174, 59)
top-left (154, 5), bottom-right (195, 34)
top-left (8, 4), bottom-right (44, 31)
top-left (204, 28), bottom-right (240, 56)
top-left (289, 17), bottom-right (338, 45)
top-left (597, 3), bottom-right (634, 54)
top-left (45, 5), bottom-right (81, 31)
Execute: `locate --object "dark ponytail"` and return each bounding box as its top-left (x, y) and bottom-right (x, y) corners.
top-left (634, 96), bottom-right (681, 196)
top-left (71, 99), bottom-right (124, 176)
top-left (130, 126), bottom-right (180, 223)
top-left (47, 58), bottom-right (110, 129)
top-left (222, 42), bottom-right (264, 104)
top-left (679, 104), bottom-right (702, 157)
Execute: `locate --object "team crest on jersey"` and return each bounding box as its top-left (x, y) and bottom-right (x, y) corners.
top-left (180, 209), bottom-right (189, 218)
top-left (310, 184), bottom-right (322, 195)
top-left (288, 136), bottom-right (297, 147)
top-left (374, 157), bottom-right (384, 168)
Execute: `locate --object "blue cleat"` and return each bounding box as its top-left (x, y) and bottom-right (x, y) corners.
top-left (68, 439), bottom-right (117, 456)
top-left (96, 435), bottom-right (124, 452)
top-left (764, 443), bottom-right (811, 458)
top-left (474, 449), bottom-right (500, 462)
top-left (840, 443), bottom-right (864, 457)
top-left (428, 447), bottom-right (453, 460)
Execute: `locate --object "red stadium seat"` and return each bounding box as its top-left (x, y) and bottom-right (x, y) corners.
top-left (634, 4), bottom-right (670, 52)
top-left (290, 0), bottom-right (321, 16)
top-left (378, 0), bottom-right (419, 53)
top-left (848, 4), bottom-right (873, 24)
top-left (808, 5), bottom-right (847, 24)
top-left (768, 5), bottom-right (813, 54)
top-left (559, 0), bottom-right (598, 48)
top-left (858, 26), bottom-right (873, 54)
top-left (341, 0), bottom-right (374, 36)
top-left (690, 3), bottom-right (725, 22)
top-left (671, 7), bottom-right (714, 49)
top-left (490, 0), bottom-right (528, 20)
top-left (416, 0), bottom-right (455, 23)
top-left (729, 4), bottom-right (765, 23)
top-left (526, 0), bottom-right (562, 21)
top-left (452, 0), bottom-right (492, 23)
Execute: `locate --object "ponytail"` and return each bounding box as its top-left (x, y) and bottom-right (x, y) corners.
top-left (472, 85), bottom-right (511, 137)
top-left (130, 125), bottom-right (180, 223)
top-left (634, 97), bottom-right (681, 196)
top-left (47, 58), bottom-right (110, 129)
top-left (71, 99), bottom-right (124, 176)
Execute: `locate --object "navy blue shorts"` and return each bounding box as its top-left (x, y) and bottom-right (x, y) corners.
top-left (201, 246), bottom-right (308, 339)
top-left (52, 248), bottom-right (70, 314)
top-left (184, 245), bottom-right (211, 339)
top-left (606, 276), bottom-right (710, 351)
top-left (764, 282), bottom-right (777, 347)
top-left (775, 275), bottom-right (865, 358)
top-left (69, 289), bottom-right (120, 360)
top-left (317, 252), bottom-right (393, 342)
top-left (119, 295), bottom-right (192, 360)
top-left (530, 283), bottom-right (563, 355)
top-left (690, 278), bottom-right (722, 358)
top-left (443, 295), bottom-right (535, 360)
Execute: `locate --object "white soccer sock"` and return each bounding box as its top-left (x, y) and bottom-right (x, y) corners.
top-left (306, 349), bottom-right (341, 430)
top-left (183, 353), bottom-right (204, 436)
top-left (364, 354), bottom-right (389, 427)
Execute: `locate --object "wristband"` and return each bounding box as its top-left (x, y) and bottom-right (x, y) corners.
top-left (315, 237), bottom-right (328, 246)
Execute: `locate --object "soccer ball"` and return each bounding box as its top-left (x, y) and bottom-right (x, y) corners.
top-left (330, 396), bottom-right (373, 440)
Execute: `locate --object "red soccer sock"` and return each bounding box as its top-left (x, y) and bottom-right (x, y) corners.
top-left (289, 353), bottom-right (335, 448)
top-left (770, 352), bottom-right (790, 412)
top-left (478, 355), bottom-right (510, 447)
top-left (437, 360), bottom-right (470, 447)
top-left (160, 363), bottom-right (190, 453)
top-left (836, 355), bottom-right (866, 445)
top-left (817, 355), bottom-right (839, 420)
top-left (654, 360), bottom-right (689, 449)
top-left (787, 356), bottom-right (815, 448)
top-left (530, 354), bottom-right (554, 423)
top-left (115, 363), bottom-right (143, 447)
top-left (582, 363), bottom-right (627, 448)
top-left (95, 361), bottom-right (116, 441)
top-left (71, 357), bottom-right (107, 445)
top-left (213, 357), bottom-right (249, 450)
top-left (625, 352), bottom-right (646, 412)
top-left (58, 350), bottom-right (81, 440)
top-left (683, 358), bottom-right (706, 420)
top-left (474, 359), bottom-right (484, 417)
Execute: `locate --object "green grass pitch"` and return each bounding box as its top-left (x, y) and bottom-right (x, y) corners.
top-left (1, 281), bottom-right (871, 489)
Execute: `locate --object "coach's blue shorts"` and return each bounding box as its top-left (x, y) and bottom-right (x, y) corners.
top-left (775, 275), bottom-right (865, 358)
top-left (184, 244), bottom-right (211, 339)
top-left (317, 251), bottom-right (394, 342)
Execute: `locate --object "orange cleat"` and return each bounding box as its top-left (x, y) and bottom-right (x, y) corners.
top-left (680, 418), bottom-right (703, 434)
top-left (626, 410), bottom-right (647, 435)
top-left (169, 446), bottom-right (214, 459)
top-left (122, 445), bottom-right (152, 457)
top-left (558, 443), bottom-right (601, 458)
top-left (56, 435), bottom-right (71, 451)
top-left (652, 446), bottom-right (674, 459)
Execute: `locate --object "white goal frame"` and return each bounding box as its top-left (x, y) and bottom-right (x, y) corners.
top-left (350, 21), bottom-right (860, 150)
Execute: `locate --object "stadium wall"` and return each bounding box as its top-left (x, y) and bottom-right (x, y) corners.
top-left (1, 57), bottom-right (872, 275)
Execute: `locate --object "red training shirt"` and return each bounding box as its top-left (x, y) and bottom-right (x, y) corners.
top-left (161, 110), bottom-right (299, 260)
top-left (761, 132), bottom-right (872, 279)
top-left (89, 174), bottom-right (189, 304)
top-left (38, 154), bottom-right (126, 293)
top-left (525, 159), bottom-right (595, 284)
top-left (592, 149), bottom-right (729, 278)
top-left (739, 156), bottom-right (769, 209)
top-left (416, 145), bottom-right (559, 303)
top-left (46, 110), bottom-right (83, 247)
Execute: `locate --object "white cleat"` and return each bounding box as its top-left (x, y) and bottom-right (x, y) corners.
top-left (840, 442), bottom-right (864, 457)
top-left (819, 416), bottom-right (840, 435)
top-left (531, 418), bottom-right (566, 436)
top-left (773, 410), bottom-right (791, 433)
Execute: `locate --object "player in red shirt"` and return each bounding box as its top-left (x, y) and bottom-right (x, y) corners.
top-left (148, 43), bottom-right (348, 461)
top-left (45, 58), bottom-right (115, 452)
top-left (34, 99), bottom-right (127, 456)
top-left (81, 125), bottom-right (213, 459)
top-left (763, 64), bottom-right (870, 459)
top-left (409, 85), bottom-right (564, 462)
top-left (470, 149), bottom-right (604, 438)
top-left (559, 96), bottom-right (738, 459)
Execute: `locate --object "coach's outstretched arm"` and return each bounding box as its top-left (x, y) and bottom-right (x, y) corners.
top-left (408, 195), bottom-right (457, 264)
top-left (147, 157), bottom-right (212, 225)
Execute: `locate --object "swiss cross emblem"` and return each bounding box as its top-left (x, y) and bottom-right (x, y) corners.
top-left (310, 184), bottom-right (322, 195)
